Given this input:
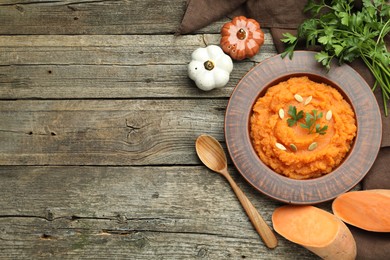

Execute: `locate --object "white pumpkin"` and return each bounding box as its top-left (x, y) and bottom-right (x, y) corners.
top-left (188, 45), bottom-right (233, 91)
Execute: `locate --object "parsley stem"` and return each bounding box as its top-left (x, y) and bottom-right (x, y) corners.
top-left (384, 89), bottom-right (389, 117)
top-left (360, 52), bottom-right (390, 116)
top-left (376, 19), bottom-right (390, 46)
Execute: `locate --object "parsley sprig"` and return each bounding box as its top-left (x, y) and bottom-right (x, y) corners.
top-left (287, 105), bottom-right (304, 126)
top-left (287, 105), bottom-right (328, 135)
top-left (281, 0), bottom-right (390, 116)
top-left (300, 110), bottom-right (328, 135)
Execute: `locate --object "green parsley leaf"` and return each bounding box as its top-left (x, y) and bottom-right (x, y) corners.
top-left (299, 110), bottom-right (327, 134)
top-left (315, 51), bottom-right (332, 69)
top-left (316, 124), bottom-right (328, 135)
top-left (281, 33), bottom-right (297, 44)
top-left (281, 33), bottom-right (298, 59)
top-left (333, 44), bottom-right (344, 56)
top-left (287, 105), bottom-right (304, 126)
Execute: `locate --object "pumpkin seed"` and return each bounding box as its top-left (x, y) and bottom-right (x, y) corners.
top-left (308, 142), bottom-right (318, 151)
top-left (275, 142), bottom-right (287, 151)
top-left (290, 144), bottom-right (298, 152)
top-left (294, 94), bottom-right (303, 103)
top-left (278, 108), bottom-right (285, 119)
top-left (326, 110), bottom-right (333, 121)
top-left (304, 96), bottom-right (312, 105)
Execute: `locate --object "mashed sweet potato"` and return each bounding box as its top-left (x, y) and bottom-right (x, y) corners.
top-left (250, 76), bottom-right (357, 179)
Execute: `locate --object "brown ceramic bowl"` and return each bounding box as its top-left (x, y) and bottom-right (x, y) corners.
top-left (224, 51), bottom-right (382, 205)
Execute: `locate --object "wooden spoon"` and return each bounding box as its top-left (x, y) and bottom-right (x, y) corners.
top-left (195, 134), bottom-right (278, 249)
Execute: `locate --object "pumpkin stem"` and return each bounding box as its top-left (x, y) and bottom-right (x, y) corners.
top-left (204, 60), bottom-right (214, 70)
top-left (236, 28), bottom-right (246, 40)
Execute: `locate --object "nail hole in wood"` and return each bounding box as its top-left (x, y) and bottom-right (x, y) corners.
top-left (40, 234), bottom-right (52, 240)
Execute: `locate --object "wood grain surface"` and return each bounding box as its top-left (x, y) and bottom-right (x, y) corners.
top-left (0, 34), bottom-right (276, 99)
top-left (0, 0), bottom-right (326, 259)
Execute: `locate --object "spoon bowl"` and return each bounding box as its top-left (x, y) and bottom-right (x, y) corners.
top-left (195, 134), bottom-right (227, 173)
top-left (195, 134), bottom-right (278, 249)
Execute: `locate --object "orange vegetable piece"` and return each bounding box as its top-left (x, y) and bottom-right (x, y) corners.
top-left (332, 189), bottom-right (390, 232)
top-left (273, 205), bottom-right (356, 260)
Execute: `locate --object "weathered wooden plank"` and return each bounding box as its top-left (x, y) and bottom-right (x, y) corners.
top-left (0, 0), bottom-right (189, 35)
top-left (0, 63), bottom-right (249, 99)
top-left (0, 219), bottom-right (318, 259)
top-left (0, 165), bottom-right (318, 259)
top-left (0, 33), bottom-right (276, 65)
top-left (0, 99), bottom-right (228, 165)
top-left (0, 34), bottom-right (277, 99)
top-left (0, 35), bottom-right (207, 65)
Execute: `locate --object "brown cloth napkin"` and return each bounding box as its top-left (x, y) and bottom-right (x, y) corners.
top-left (178, 1), bottom-right (390, 259)
top-left (177, 0), bottom-right (310, 34)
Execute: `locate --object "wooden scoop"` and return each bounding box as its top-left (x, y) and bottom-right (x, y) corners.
top-left (195, 134), bottom-right (278, 249)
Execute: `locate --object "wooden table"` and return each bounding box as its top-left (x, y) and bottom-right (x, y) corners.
top-left (0, 1), bottom-right (321, 258)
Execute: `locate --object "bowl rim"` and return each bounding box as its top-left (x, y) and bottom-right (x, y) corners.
top-left (224, 51), bottom-right (382, 204)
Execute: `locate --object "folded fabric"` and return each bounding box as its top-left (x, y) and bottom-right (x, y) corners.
top-left (350, 225), bottom-right (390, 260)
top-left (177, 0), bottom-right (310, 34)
top-left (178, 0), bottom-right (245, 35)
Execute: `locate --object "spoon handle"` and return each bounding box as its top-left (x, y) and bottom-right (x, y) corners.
top-left (223, 169), bottom-right (278, 249)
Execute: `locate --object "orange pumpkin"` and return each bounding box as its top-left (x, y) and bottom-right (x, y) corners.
top-left (220, 16), bottom-right (264, 61)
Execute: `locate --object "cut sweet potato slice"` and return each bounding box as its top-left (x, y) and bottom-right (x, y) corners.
top-left (332, 189), bottom-right (390, 232)
top-left (273, 205), bottom-right (356, 260)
